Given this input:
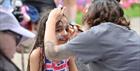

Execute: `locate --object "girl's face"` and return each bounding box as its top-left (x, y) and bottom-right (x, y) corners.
top-left (55, 16), bottom-right (70, 44)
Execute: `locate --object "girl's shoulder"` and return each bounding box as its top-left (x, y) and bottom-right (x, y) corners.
top-left (30, 47), bottom-right (42, 59)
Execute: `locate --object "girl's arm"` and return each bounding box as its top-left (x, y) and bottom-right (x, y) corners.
top-left (29, 47), bottom-right (42, 71)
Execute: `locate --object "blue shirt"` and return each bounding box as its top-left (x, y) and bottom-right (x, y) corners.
top-left (62, 22), bottom-right (140, 71)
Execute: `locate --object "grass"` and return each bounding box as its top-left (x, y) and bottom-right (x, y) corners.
top-left (76, 11), bottom-right (83, 25)
top-left (123, 3), bottom-right (140, 17)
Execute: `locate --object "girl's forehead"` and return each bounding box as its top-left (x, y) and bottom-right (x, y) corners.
top-left (59, 17), bottom-right (69, 25)
top-left (56, 17), bottom-right (69, 30)
top-left (61, 16), bottom-right (68, 22)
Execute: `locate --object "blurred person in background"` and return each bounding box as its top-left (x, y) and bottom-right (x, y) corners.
top-left (14, 0), bottom-right (56, 53)
top-left (55, 0), bottom-right (77, 25)
top-left (63, 0), bottom-right (77, 25)
top-left (0, 9), bottom-right (35, 71)
top-left (22, 0), bottom-right (56, 31)
top-left (23, 0), bottom-right (56, 16)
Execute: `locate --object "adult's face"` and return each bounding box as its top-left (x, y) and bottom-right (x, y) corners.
top-left (0, 31), bottom-right (22, 59)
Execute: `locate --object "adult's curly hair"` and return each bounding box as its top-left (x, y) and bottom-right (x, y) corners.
top-left (83, 0), bottom-right (130, 29)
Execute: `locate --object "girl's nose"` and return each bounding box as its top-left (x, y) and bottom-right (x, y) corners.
top-left (63, 29), bottom-right (68, 35)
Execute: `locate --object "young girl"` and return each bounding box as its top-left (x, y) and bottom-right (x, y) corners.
top-left (27, 10), bottom-right (78, 71)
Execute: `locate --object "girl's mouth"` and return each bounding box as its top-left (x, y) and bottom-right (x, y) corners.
top-left (56, 35), bottom-right (69, 41)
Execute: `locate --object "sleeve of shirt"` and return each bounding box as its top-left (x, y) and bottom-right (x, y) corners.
top-left (59, 30), bottom-right (104, 63)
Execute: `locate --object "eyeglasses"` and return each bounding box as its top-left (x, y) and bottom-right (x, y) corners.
top-left (2, 30), bottom-right (22, 45)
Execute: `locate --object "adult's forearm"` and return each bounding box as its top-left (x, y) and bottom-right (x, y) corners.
top-left (44, 19), bottom-right (57, 43)
top-left (44, 42), bottom-right (74, 60)
top-left (44, 17), bottom-right (58, 60)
